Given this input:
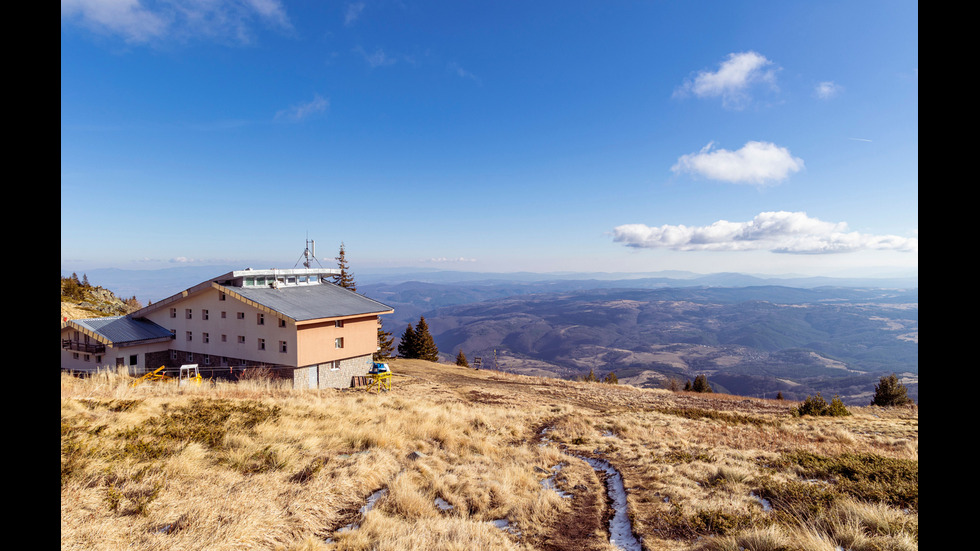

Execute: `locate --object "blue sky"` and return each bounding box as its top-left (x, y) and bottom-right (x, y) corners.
top-left (61, 1), bottom-right (917, 278)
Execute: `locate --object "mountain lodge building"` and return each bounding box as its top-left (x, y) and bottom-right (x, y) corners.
top-left (60, 268), bottom-right (394, 389)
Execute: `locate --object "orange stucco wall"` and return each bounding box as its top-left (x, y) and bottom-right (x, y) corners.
top-left (295, 315), bottom-right (379, 367)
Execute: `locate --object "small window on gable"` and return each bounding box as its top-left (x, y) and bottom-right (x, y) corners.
top-left (186, 309), bottom-right (192, 319)
top-left (219, 292), bottom-right (226, 301)
top-left (335, 320), bottom-right (344, 328)
top-left (170, 308), bottom-right (177, 318)
top-left (202, 309), bottom-right (209, 320)
top-left (237, 312), bottom-right (245, 320)
top-left (279, 319), bottom-right (286, 328)
top-left (257, 313), bottom-right (265, 325)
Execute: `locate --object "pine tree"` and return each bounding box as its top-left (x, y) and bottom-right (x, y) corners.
top-left (871, 373), bottom-right (914, 406)
top-left (374, 319), bottom-right (395, 361)
top-left (397, 324), bottom-right (417, 358)
top-left (455, 349), bottom-right (469, 367)
top-left (603, 372), bottom-right (618, 384)
top-left (413, 316), bottom-right (440, 362)
top-left (333, 242), bottom-right (356, 291)
top-left (692, 374), bottom-right (712, 393)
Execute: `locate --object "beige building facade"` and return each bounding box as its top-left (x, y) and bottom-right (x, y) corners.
top-left (60, 268), bottom-right (394, 389)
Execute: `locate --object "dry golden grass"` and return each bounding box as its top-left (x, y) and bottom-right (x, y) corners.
top-left (62, 360), bottom-right (917, 551)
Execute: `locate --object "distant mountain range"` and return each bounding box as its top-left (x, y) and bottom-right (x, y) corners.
top-left (62, 265), bottom-right (917, 404)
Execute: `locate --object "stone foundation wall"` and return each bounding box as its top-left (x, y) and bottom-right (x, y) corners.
top-left (292, 354), bottom-right (374, 389)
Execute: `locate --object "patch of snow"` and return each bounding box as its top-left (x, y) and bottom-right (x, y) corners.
top-left (579, 456), bottom-right (643, 551)
top-left (435, 497), bottom-right (454, 511)
top-left (750, 492), bottom-right (772, 512)
top-left (326, 488), bottom-right (388, 542)
top-left (540, 463), bottom-right (573, 498)
top-left (491, 518), bottom-right (522, 535)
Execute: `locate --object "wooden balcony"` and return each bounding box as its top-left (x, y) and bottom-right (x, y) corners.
top-left (62, 340), bottom-right (106, 354)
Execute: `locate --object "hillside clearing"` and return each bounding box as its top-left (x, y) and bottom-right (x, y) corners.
top-left (62, 359), bottom-right (917, 551)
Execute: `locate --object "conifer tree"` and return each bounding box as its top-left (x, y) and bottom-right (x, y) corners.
top-left (332, 242), bottom-right (356, 291)
top-left (374, 319), bottom-right (395, 361)
top-left (413, 316), bottom-right (440, 362)
top-left (692, 374), bottom-right (712, 393)
top-left (455, 349), bottom-right (469, 367)
top-left (871, 373), bottom-right (914, 406)
top-left (397, 323), bottom-right (417, 358)
top-left (603, 372), bottom-right (618, 384)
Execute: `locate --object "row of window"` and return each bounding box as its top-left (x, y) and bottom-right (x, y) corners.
top-left (173, 331), bottom-right (345, 351)
top-left (168, 308), bottom-right (349, 331)
top-left (69, 353), bottom-right (138, 365)
top-left (170, 308), bottom-right (293, 327)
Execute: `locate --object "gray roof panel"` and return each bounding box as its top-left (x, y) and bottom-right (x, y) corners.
top-left (229, 282), bottom-right (393, 321)
top-left (71, 316), bottom-right (174, 345)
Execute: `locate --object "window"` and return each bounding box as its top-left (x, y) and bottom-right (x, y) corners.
top-left (335, 320), bottom-right (344, 328)
top-left (221, 311), bottom-right (227, 319)
top-left (203, 332), bottom-right (209, 343)
top-left (238, 335), bottom-right (245, 344)
top-left (170, 308), bottom-right (177, 318)
top-left (258, 338), bottom-right (266, 351)
top-left (279, 319), bottom-right (286, 328)
top-left (204, 354), bottom-right (211, 366)
top-left (171, 350), bottom-right (178, 360)
top-left (335, 337), bottom-right (344, 349)
top-left (257, 313), bottom-right (265, 325)
top-left (84, 354), bottom-right (90, 362)
top-left (237, 312), bottom-right (245, 320)
top-left (202, 309), bottom-right (209, 320)
top-left (219, 292), bottom-right (226, 301)
top-left (221, 334), bottom-right (227, 342)
top-left (129, 355), bottom-right (137, 366)
top-left (73, 353), bottom-right (79, 360)
top-left (187, 352), bottom-right (193, 362)
top-left (96, 355), bottom-right (102, 363)
top-left (279, 341), bottom-right (287, 353)
top-left (170, 329), bottom-right (176, 337)
top-left (186, 309), bottom-right (192, 319)
top-left (186, 331), bottom-right (193, 341)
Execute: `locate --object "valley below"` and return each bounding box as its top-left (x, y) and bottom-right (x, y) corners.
top-left (362, 278), bottom-right (918, 406)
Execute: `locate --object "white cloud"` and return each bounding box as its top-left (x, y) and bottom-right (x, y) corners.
top-left (354, 46), bottom-right (397, 67)
top-left (275, 94), bottom-right (329, 122)
top-left (61, 0), bottom-right (292, 45)
top-left (672, 141), bottom-right (804, 186)
top-left (344, 2), bottom-right (365, 26)
top-left (449, 62), bottom-right (482, 85)
top-left (675, 51), bottom-right (778, 109)
top-left (612, 211), bottom-right (918, 255)
top-left (815, 81), bottom-right (843, 99)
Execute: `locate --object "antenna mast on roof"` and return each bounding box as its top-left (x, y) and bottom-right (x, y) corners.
top-left (294, 235), bottom-right (324, 269)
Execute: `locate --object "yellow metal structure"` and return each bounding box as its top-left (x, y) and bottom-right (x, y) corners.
top-left (179, 364), bottom-right (203, 387)
top-left (132, 366), bottom-right (172, 387)
top-left (366, 370), bottom-right (391, 393)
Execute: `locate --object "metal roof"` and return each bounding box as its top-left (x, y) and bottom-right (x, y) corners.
top-left (226, 282), bottom-right (393, 322)
top-left (67, 316), bottom-right (174, 345)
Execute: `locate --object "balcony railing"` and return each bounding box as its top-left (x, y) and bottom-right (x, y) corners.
top-left (62, 340), bottom-right (106, 354)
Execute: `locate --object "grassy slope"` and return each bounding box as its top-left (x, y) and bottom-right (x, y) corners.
top-left (61, 360), bottom-right (917, 551)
